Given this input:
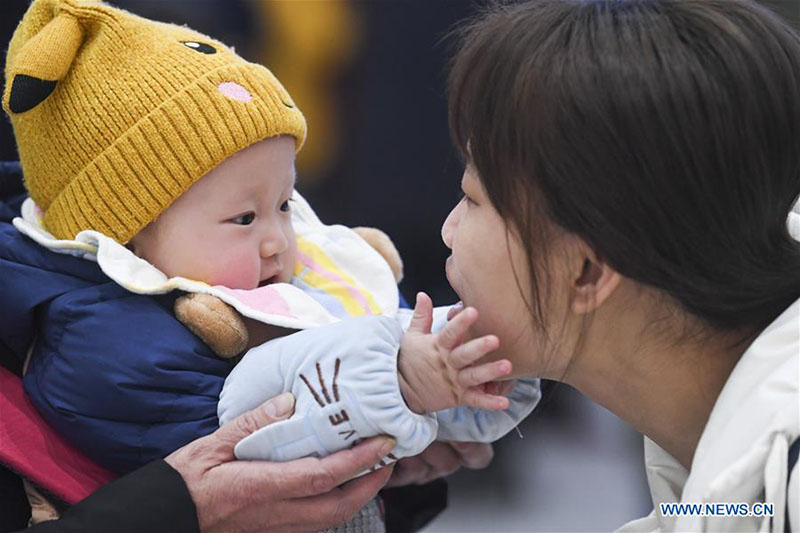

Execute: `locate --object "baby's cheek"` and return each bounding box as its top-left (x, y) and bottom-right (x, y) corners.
top-left (207, 253), bottom-right (260, 289)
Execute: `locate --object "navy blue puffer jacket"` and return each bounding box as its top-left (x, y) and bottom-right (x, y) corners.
top-left (0, 163), bottom-right (231, 474)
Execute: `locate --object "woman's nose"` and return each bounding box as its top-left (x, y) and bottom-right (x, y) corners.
top-left (441, 201), bottom-right (462, 249)
top-left (260, 228), bottom-right (288, 258)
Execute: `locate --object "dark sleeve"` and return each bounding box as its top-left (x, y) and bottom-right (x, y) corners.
top-left (1, 464), bottom-right (31, 531)
top-left (21, 460), bottom-right (199, 533)
top-left (23, 286), bottom-right (231, 474)
top-left (381, 479), bottom-right (448, 533)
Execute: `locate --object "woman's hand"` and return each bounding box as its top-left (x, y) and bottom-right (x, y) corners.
top-left (385, 441), bottom-right (494, 487)
top-left (165, 392), bottom-right (396, 532)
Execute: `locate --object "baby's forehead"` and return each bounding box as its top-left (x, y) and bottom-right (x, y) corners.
top-left (170, 136), bottom-right (297, 208)
top-left (196, 168), bottom-right (295, 206)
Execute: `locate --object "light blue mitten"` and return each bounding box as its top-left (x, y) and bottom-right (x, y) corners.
top-left (434, 378), bottom-right (541, 442)
top-left (218, 315), bottom-right (438, 463)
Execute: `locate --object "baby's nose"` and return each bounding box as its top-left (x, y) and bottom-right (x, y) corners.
top-left (260, 231), bottom-right (288, 258)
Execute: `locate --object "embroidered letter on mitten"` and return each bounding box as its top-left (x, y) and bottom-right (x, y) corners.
top-left (218, 316), bottom-right (438, 464)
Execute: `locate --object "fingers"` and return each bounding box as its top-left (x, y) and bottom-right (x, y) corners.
top-left (458, 359), bottom-right (511, 388)
top-left (213, 392), bottom-right (295, 455)
top-left (462, 389), bottom-right (510, 411)
top-left (386, 441), bottom-right (494, 489)
top-left (337, 463), bottom-right (394, 503)
top-left (437, 306), bottom-right (478, 350)
top-left (497, 380), bottom-right (516, 396)
top-left (448, 334), bottom-right (499, 368)
top-left (450, 442), bottom-right (494, 469)
top-left (484, 379), bottom-right (516, 396)
top-left (384, 456), bottom-right (428, 487)
top-left (415, 441), bottom-right (462, 477)
top-left (296, 466), bottom-right (394, 529)
top-left (278, 436), bottom-right (395, 498)
top-left (385, 442), bottom-right (461, 488)
top-left (446, 301), bottom-right (464, 321)
top-left (407, 292), bottom-right (433, 334)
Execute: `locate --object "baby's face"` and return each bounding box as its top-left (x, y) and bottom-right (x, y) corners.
top-left (130, 136), bottom-right (297, 289)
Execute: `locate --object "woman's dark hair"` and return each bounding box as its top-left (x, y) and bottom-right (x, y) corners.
top-left (448, 0), bottom-right (800, 333)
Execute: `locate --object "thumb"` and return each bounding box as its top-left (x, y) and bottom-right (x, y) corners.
top-left (214, 392), bottom-right (296, 454)
top-left (407, 292), bottom-right (433, 334)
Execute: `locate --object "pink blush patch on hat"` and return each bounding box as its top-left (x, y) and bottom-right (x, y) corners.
top-left (217, 81), bottom-right (252, 102)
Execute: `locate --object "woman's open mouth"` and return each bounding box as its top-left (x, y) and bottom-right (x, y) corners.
top-left (445, 255), bottom-right (458, 289)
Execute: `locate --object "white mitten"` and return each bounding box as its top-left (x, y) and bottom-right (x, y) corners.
top-left (434, 378), bottom-right (541, 442)
top-left (218, 315), bottom-right (437, 463)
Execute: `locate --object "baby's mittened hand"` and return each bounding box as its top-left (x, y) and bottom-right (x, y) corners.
top-left (398, 292), bottom-right (512, 414)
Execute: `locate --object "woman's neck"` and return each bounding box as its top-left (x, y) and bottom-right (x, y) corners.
top-left (559, 288), bottom-right (753, 470)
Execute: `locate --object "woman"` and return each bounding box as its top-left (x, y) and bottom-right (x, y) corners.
top-left (214, 1), bottom-right (798, 529)
top-left (441, 0), bottom-right (799, 530)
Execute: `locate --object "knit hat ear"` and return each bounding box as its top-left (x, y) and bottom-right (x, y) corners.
top-left (3, 12), bottom-right (83, 113)
top-left (5, 0), bottom-right (306, 243)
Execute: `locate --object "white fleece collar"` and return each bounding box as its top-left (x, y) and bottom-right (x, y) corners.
top-left (12, 192), bottom-right (399, 330)
top-left (619, 212), bottom-right (800, 532)
top-left (621, 297), bottom-right (799, 532)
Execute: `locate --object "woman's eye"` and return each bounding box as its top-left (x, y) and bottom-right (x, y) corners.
top-left (462, 193), bottom-right (475, 206)
top-left (280, 200), bottom-right (291, 213)
top-left (231, 212), bottom-right (255, 225)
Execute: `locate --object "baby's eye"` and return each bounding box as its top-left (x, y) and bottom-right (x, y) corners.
top-left (231, 212), bottom-right (255, 225)
top-left (280, 200), bottom-right (291, 213)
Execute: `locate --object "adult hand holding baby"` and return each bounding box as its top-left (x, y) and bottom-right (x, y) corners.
top-left (386, 440), bottom-right (494, 487)
top-left (165, 392), bottom-right (395, 532)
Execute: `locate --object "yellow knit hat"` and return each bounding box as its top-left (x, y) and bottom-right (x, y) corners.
top-left (2, 0), bottom-right (307, 244)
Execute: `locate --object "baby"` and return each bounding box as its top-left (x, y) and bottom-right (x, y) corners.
top-left (2, 0), bottom-right (540, 529)
top-left (123, 132), bottom-right (534, 465)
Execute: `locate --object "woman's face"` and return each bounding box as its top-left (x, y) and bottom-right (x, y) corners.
top-left (442, 165), bottom-right (566, 378)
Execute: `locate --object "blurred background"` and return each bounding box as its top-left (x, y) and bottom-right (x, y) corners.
top-left (1, 1), bottom-right (798, 531)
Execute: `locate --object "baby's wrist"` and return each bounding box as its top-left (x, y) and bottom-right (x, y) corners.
top-left (397, 349), bottom-right (428, 414)
top-left (398, 370), bottom-right (426, 414)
